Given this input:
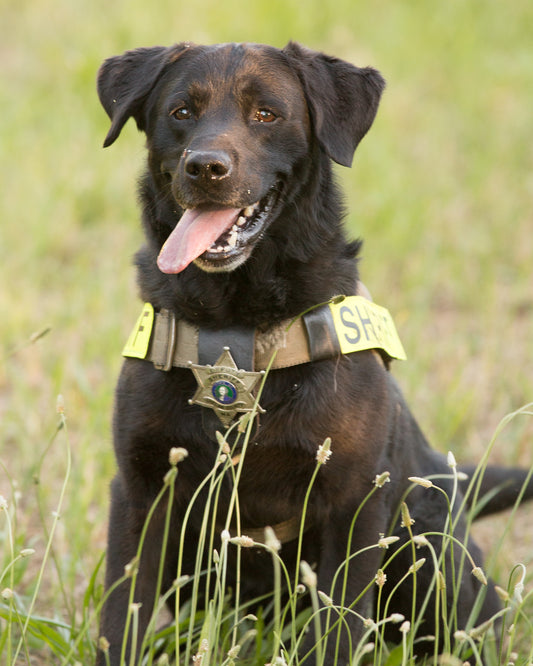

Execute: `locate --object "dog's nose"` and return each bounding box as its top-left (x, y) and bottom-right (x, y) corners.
top-left (184, 150), bottom-right (232, 182)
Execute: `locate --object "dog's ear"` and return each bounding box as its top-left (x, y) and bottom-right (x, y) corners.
top-left (97, 43), bottom-right (190, 147)
top-left (283, 42), bottom-right (385, 167)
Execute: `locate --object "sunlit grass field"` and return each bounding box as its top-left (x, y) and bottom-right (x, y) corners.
top-left (1, 0), bottom-right (532, 662)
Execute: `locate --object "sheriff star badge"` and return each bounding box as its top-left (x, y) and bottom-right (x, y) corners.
top-left (188, 348), bottom-right (265, 427)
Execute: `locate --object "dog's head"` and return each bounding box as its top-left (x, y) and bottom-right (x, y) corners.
top-left (98, 42), bottom-right (384, 274)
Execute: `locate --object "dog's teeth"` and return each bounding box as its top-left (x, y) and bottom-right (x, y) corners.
top-left (243, 205), bottom-right (255, 218)
top-left (237, 216), bottom-right (246, 227)
top-left (227, 231), bottom-right (238, 247)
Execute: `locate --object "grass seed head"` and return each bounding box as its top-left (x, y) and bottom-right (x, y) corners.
top-left (237, 412), bottom-right (253, 433)
top-left (471, 566), bottom-right (488, 585)
top-left (389, 613), bottom-right (405, 624)
top-left (264, 525), bottom-right (281, 552)
top-left (173, 575), bottom-right (190, 588)
top-left (316, 437), bottom-right (332, 464)
top-left (268, 657), bottom-right (288, 666)
top-left (20, 548), bottom-right (35, 558)
top-left (98, 637), bottom-right (110, 653)
top-left (413, 534), bottom-right (430, 548)
top-left (400, 502), bottom-right (415, 528)
top-left (124, 556), bottom-right (139, 578)
top-left (229, 535), bottom-right (255, 547)
top-left (469, 617), bottom-right (494, 640)
top-left (513, 581), bottom-right (524, 603)
top-left (56, 394), bottom-right (65, 414)
top-left (378, 535), bottom-right (400, 548)
top-left (373, 471), bottom-right (390, 487)
top-left (408, 476), bottom-right (434, 488)
top-left (408, 558), bottom-right (426, 574)
top-left (227, 645), bottom-right (241, 658)
top-left (375, 569), bottom-right (387, 587)
top-left (318, 590), bottom-right (333, 606)
top-left (495, 585), bottom-right (509, 602)
top-left (400, 620), bottom-right (411, 634)
top-left (447, 451), bottom-right (457, 469)
top-left (169, 447), bottom-right (188, 466)
top-left (300, 560), bottom-right (317, 588)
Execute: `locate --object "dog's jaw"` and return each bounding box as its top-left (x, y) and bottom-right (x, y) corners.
top-left (157, 185), bottom-right (281, 274)
top-left (194, 185), bottom-right (280, 273)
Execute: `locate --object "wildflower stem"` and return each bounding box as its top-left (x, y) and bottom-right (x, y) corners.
top-left (1, 494), bottom-right (15, 665)
top-left (13, 412), bottom-right (71, 664)
top-left (333, 482), bottom-right (383, 663)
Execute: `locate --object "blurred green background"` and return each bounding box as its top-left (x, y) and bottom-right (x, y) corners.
top-left (1, 0), bottom-right (532, 628)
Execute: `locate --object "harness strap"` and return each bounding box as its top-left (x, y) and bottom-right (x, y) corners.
top-left (218, 515), bottom-right (308, 546)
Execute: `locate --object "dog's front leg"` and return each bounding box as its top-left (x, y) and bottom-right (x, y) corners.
top-left (302, 505), bottom-right (386, 666)
top-left (97, 474), bottom-right (172, 666)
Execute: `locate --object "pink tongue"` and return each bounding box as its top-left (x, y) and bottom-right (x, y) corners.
top-left (157, 208), bottom-right (241, 274)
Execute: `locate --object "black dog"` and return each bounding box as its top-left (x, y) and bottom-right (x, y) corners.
top-left (96, 42), bottom-right (532, 664)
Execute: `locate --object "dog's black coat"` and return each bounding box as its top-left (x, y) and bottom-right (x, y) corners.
top-left (96, 42), bottom-right (532, 664)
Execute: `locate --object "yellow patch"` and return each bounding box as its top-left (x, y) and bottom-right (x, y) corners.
top-left (122, 303), bottom-right (154, 359)
top-left (329, 296), bottom-right (407, 360)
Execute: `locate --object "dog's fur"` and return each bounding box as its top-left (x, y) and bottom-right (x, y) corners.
top-left (96, 42), bottom-right (532, 664)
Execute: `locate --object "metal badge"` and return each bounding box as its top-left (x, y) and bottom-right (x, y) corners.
top-left (188, 348), bottom-right (265, 427)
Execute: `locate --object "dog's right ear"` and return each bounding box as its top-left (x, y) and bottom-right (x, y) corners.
top-left (97, 43), bottom-right (190, 147)
top-left (283, 42), bottom-right (385, 167)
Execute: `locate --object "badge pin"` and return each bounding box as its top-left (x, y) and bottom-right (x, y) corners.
top-left (188, 348), bottom-right (265, 426)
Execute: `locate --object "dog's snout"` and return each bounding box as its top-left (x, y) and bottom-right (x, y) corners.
top-left (184, 150), bottom-right (232, 182)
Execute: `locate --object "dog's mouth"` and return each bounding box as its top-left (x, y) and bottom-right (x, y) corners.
top-left (157, 186), bottom-right (279, 274)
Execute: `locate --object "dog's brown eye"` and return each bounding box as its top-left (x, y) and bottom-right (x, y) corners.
top-left (171, 106), bottom-right (192, 121)
top-left (254, 109), bottom-right (277, 123)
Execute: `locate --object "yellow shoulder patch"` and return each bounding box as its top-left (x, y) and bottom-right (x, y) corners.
top-left (122, 303), bottom-right (154, 359)
top-left (329, 295), bottom-right (407, 360)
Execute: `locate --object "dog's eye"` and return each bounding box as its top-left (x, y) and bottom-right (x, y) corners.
top-left (254, 109), bottom-right (277, 123)
top-left (170, 105), bottom-right (192, 121)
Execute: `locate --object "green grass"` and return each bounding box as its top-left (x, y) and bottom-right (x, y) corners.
top-left (2, 405), bottom-right (533, 664)
top-left (1, 0), bottom-right (533, 662)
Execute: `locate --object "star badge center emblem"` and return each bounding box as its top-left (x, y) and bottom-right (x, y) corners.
top-left (188, 347), bottom-right (265, 427)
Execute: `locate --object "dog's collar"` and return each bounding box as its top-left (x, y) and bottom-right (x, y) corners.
top-left (123, 293), bottom-right (406, 371)
top-left (122, 291), bottom-right (405, 428)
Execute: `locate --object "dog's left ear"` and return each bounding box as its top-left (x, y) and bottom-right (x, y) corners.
top-left (97, 43), bottom-right (191, 147)
top-left (283, 42), bottom-right (385, 167)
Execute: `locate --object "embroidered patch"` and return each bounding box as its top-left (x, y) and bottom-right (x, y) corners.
top-left (122, 303), bottom-right (154, 359)
top-left (329, 296), bottom-right (406, 360)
